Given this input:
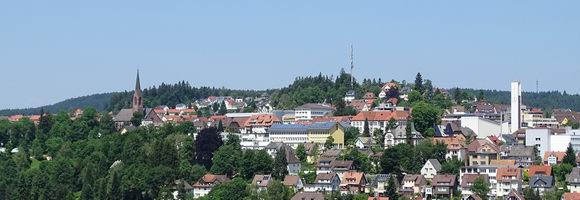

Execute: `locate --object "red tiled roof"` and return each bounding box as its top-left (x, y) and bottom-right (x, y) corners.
top-left (496, 168), bottom-right (522, 182)
top-left (563, 193), bottom-right (580, 200)
top-left (244, 114), bottom-right (280, 127)
top-left (351, 111), bottom-right (410, 121)
top-left (543, 151), bottom-right (566, 162)
top-left (528, 165), bottom-right (552, 176)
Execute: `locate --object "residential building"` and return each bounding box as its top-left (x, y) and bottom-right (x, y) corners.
top-left (528, 165), bottom-right (551, 176)
top-left (544, 151), bottom-right (566, 166)
top-left (269, 124), bottom-right (309, 148)
top-left (500, 145), bottom-right (535, 168)
top-left (241, 114), bottom-right (280, 149)
top-left (307, 122), bottom-right (346, 149)
top-left (251, 174), bottom-right (273, 192)
top-left (192, 174), bottom-right (229, 198)
top-left (528, 175), bottom-right (554, 195)
top-left (433, 136), bottom-right (467, 161)
top-left (366, 174), bottom-right (398, 195)
top-left (264, 143), bottom-right (301, 175)
top-left (467, 139), bottom-right (500, 166)
top-left (525, 128), bottom-right (551, 157)
top-left (496, 168), bottom-right (523, 197)
top-left (340, 171), bottom-right (367, 195)
top-left (503, 190), bottom-right (524, 200)
top-left (283, 175), bottom-right (304, 192)
top-left (304, 172), bottom-right (341, 192)
top-left (421, 159), bottom-right (442, 179)
top-left (355, 137), bottom-right (376, 149)
top-left (460, 174), bottom-right (490, 198)
top-left (295, 103), bottom-right (335, 121)
top-left (316, 157), bottom-right (335, 175)
top-left (566, 168), bottom-right (580, 193)
top-left (331, 160), bottom-right (355, 179)
top-left (460, 165), bottom-right (500, 196)
top-left (522, 109), bottom-right (559, 128)
top-left (350, 111), bottom-right (410, 135)
top-left (400, 174), bottom-right (426, 197)
top-left (429, 175), bottom-right (457, 199)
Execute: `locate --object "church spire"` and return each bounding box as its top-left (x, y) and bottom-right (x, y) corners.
top-left (132, 69), bottom-right (143, 112)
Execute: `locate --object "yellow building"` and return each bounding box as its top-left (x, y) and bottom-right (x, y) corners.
top-left (307, 122), bottom-right (345, 149)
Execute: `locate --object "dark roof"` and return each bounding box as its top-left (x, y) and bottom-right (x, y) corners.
top-left (567, 168), bottom-right (580, 184)
top-left (315, 172), bottom-right (338, 182)
top-left (426, 159), bottom-right (442, 171)
top-left (370, 174), bottom-right (398, 188)
top-left (114, 108), bottom-right (134, 122)
top-left (270, 124), bottom-right (309, 133)
top-left (529, 175), bottom-right (553, 188)
top-left (432, 175), bottom-right (456, 186)
top-left (461, 174), bottom-right (489, 188)
top-left (291, 192), bottom-right (325, 200)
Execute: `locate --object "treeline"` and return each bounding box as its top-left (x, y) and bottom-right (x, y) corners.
top-left (270, 69), bottom-right (383, 109)
top-left (460, 88), bottom-right (580, 111)
top-left (0, 93), bottom-right (114, 116)
top-left (107, 81), bottom-right (271, 112)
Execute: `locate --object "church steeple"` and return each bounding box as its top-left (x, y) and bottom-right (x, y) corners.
top-left (132, 69), bottom-right (144, 113)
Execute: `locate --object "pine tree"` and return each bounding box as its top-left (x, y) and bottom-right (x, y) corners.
top-left (363, 118), bottom-right (370, 137)
top-left (272, 147), bottom-right (288, 180)
top-left (414, 72), bottom-right (424, 94)
top-left (218, 101), bottom-right (227, 115)
top-left (385, 175), bottom-right (399, 200)
top-left (217, 120), bottom-right (224, 132)
top-left (564, 142), bottom-right (577, 167)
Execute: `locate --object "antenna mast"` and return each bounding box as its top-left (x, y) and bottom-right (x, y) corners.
top-left (350, 44), bottom-right (354, 89)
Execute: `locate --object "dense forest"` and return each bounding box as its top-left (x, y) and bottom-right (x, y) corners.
top-left (0, 93), bottom-right (114, 116)
top-left (460, 89), bottom-right (580, 111)
top-left (270, 69), bottom-right (384, 110)
top-left (107, 81), bottom-right (271, 112)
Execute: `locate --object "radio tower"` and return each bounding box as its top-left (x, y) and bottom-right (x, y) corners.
top-left (350, 44), bottom-right (354, 89)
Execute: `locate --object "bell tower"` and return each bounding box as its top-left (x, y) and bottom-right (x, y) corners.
top-left (132, 70), bottom-right (144, 113)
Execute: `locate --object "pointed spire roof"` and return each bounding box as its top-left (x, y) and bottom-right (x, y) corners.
top-left (135, 69), bottom-right (142, 95)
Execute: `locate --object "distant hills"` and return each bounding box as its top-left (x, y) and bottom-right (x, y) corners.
top-left (0, 93), bottom-right (115, 116)
top-left (2, 83), bottom-right (580, 117)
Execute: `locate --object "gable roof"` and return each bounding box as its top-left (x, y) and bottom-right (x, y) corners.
top-left (461, 174), bottom-right (489, 188)
top-left (566, 168), bottom-right (580, 184)
top-left (563, 192), bottom-right (580, 200)
top-left (528, 165), bottom-right (552, 176)
top-left (283, 175), bottom-right (301, 187)
top-left (252, 174), bottom-right (273, 187)
top-left (543, 151), bottom-right (566, 162)
top-left (496, 168), bottom-right (522, 182)
top-left (193, 174), bottom-right (229, 187)
top-left (244, 114), bottom-right (280, 127)
top-left (529, 175), bottom-right (553, 188)
top-left (340, 171), bottom-right (366, 185)
top-left (425, 159), bottom-right (442, 171)
top-left (315, 172), bottom-right (339, 182)
top-left (432, 175), bottom-right (456, 186)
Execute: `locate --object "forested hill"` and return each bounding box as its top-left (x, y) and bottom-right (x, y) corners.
top-left (0, 93), bottom-right (115, 116)
top-left (107, 81), bottom-right (271, 112)
top-left (460, 88), bottom-right (580, 111)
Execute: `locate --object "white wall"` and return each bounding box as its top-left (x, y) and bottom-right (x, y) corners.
top-left (461, 116), bottom-right (501, 138)
top-left (525, 129), bottom-right (551, 157)
top-left (550, 135), bottom-right (571, 152)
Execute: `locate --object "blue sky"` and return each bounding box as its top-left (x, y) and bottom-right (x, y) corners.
top-left (1, 1), bottom-right (579, 109)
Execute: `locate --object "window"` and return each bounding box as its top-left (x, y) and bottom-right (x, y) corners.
top-left (535, 138), bottom-right (540, 141)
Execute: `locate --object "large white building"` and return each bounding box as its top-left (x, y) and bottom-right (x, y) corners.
top-left (511, 81), bottom-right (522, 133)
top-left (294, 103), bottom-right (335, 121)
top-left (460, 116), bottom-right (501, 138)
top-left (268, 124), bottom-right (309, 148)
top-left (525, 128), bottom-right (551, 157)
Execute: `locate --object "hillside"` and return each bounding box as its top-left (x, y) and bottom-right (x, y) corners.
top-left (0, 93), bottom-right (115, 116)
top-left (460, 89), bottom-right (580, 111)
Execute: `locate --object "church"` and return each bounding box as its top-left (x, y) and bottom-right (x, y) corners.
top-left (113, 70), bottom-right (163, 129)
